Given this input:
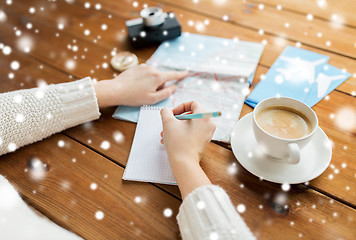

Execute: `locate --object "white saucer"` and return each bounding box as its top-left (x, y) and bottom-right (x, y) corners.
top-left (231, 113), bottom-right (332, 184)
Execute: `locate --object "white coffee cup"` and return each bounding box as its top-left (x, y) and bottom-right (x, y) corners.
top-left (252, 97), bottom-right (318, 164)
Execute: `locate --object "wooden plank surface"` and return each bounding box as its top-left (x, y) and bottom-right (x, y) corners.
top-left (90, 0), bottom-right (356, 95)
top-left (0, 0), bottom-right (354, 214)
top-left (0, 0), bottom-right (355, 239)
top-left (249, 0), bottom-right (356, 28)
top-left (0, 134), bottom-right (181, 240)
top-left (1, 24), bottom-right (355, 240)
top-left (3, 48), bottom-right (352, 239)
top-left (0, 48), bottom-right (182, 239)
top-left (0, 0), bottom-right (155, 80)
top-left (64, 64), bottom-right (356, 206)
top-left (0, 0), bottom-right (355, 95)
top-left (151, 0), bottom-right (356, 58)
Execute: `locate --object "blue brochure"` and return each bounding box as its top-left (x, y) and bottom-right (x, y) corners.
top-left (246, 46), bottom-right (331, 107)
top-left (303, 64), bottom-right (351, 106)
top-left (112, 99), bottom-right (171, 122)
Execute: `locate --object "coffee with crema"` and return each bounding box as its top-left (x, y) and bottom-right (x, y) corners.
top-left (256, 106), bottom-right (312, 139)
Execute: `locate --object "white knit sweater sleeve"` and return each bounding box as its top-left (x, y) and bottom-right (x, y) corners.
top-left (0, 77), bottom-right (100, 156)
top-left (177, 185), bottom-right (256, 240)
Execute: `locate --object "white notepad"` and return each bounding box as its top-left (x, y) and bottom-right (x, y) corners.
top-left (123, 106), bottom-right (177, 185)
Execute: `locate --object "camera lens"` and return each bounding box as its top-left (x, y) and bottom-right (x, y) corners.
top-left (140, 7), bottom-right (166, 27)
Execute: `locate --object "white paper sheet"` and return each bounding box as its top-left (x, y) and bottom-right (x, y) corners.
top-left (123, 106), bottom-right (176, 184)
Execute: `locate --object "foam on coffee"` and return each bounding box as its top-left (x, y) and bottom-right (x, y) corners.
top-left (256, 106), bottom-right (312, 139)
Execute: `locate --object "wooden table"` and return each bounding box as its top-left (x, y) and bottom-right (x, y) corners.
top-left (0, 0), bottom-right (355, 239)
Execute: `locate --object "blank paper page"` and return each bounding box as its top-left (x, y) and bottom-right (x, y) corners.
top-left (123, 106), bottom-right (176, 185)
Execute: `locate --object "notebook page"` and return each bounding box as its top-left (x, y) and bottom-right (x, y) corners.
top-left (123, 106), bottom-right (177, 185)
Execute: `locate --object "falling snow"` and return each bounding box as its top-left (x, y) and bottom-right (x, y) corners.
top-left (28, 157), bottom-right (47, 180)
top-left (134, 196), bottom-right (142, 203)
top-left (7, 143), bottom-right (16, 152)
top-left (101, 24), bottom-right (107, 30)
top-left (0, 10), bottom-right (6, 22)
top-left (197, 201), bottom-right (206, 210)
top-left (10, 61), bottom-right (20, 70)
top-left (58, 140), bottom-right (65, 147)
top-left (113, 131), bottom-right (124, 143)
top-left (95, 4), bottom-right (101, 10)
top-left (237, 204), bottom-right (246, 213)
top-left (281, 183), bottom-right (291, 192)
top-left (90, 183), bottom-right (98, 190)
top-left (95, 210), bottom-right (104, 220)
top-left (335, 108), bottom-right (356, 131)
top-left (13, 94), bottom-right (22, 104)
top-left (15, 113), bottom-right (24, 122)
top-left (100, 140), bottom-right (110, 150)
top-left (16, 35), bottom-right (33, 53)
top-left (209, 232), bottom-right (219, 240)
top-left (306, 14), bottom-right (314, 21)
top-left (8, 73), bottom-right (14, 79)
top-left (65, 59), bottom-right (76, 70)
top-left (2, 46), bottom-right (11, 55)
top-left (227, 163), bottom-right (238, 175)
top-left (163, 208), bottom-right (173, 218)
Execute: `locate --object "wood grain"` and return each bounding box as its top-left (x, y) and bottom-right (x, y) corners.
top-left (152, 0), bottom-right (356, 58)
top-left (1, 0), bottom-right (356, 239)
top-left (1, 31), bottom-right (355, 239)
top-left (249, 0), bottom-right (356, 28)
top-left (64, 66), bottom-right (356, 207)
top-left (0, 0), bottom-right (355, 95)
top-left (2, 49), bottom-right (354, 239)
top-left (0, 134), bottom-right (182, 239)
top-left (92, 0), bottom-right (356, 95)
top-left (1, 0), bottom-right (355, 207)
top-left (0, 1), bottom-right (156, 80)
top-left (0, 48), bottom-right (183, 240)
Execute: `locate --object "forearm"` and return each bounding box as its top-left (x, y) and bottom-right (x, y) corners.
top-left (93, 79), bottom-right (118, 108)
top-left (0, 77), bottom-right (100, 156)
top-left (169, 156), bottom-right (211, 200)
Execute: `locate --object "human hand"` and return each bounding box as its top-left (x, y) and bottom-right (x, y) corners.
top-left (94, 64), bottom-right (188, 108)
top-left (160, 101), bottom-right (216, 166)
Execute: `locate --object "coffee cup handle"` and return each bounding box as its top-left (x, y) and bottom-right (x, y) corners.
top-left (287, 143), bottom-right (300, 164)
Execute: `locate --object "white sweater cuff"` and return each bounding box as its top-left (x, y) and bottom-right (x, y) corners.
top-left (177, 185), bottom-right (255, 240)
top-left (56, 77), bottom-right (101, 129)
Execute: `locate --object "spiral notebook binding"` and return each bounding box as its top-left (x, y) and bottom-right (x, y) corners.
top-left (141, 105), bottom-right (163, 111)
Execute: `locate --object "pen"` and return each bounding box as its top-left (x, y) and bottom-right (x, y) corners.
top-left (175, 111), bottom-right (222, 120)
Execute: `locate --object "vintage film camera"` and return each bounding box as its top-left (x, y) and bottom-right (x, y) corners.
top-left (126, 7), bottom-right (181, 48)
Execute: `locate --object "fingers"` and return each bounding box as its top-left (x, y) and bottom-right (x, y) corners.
top-left (150, 85), bottom-right (177, 104)
top-left (172, 101), bottom-right (205, 115)
top-left (160, 107), bottom-right (176, 124)
top-left (160, 130), bottom-right (164, 145)
top-left (158, 70), bottom-right (189, 84)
